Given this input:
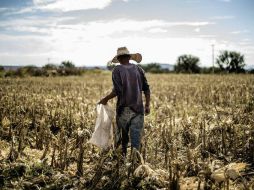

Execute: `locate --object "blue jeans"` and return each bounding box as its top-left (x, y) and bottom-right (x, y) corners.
top-left (116, 107), bottom-right (144, 156)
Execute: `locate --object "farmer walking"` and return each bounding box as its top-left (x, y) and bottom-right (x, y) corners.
top-left (99, 47), bottom-right (151, 157)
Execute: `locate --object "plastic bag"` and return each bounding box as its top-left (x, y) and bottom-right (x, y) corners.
top-left (88, 104), bottom-right (114, 149)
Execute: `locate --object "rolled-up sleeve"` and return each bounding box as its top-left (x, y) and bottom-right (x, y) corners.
top-left (112, 67), bottom-right (122, 96)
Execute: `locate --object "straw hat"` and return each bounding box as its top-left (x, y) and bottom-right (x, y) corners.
top-left (112, 47), bottom-right (142, 63)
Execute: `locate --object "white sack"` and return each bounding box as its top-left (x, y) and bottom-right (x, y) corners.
top-left (88, 104), bottom-right (114, 149)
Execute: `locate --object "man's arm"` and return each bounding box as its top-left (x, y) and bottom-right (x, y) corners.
top-left (144, 91), bottom-right (150, 115)
top-left (98, 66), bottom-right (121, 105)
top-left (98, 90), bottom-right (117, 105)
top-left (138, 66), bottom-right (151, 115)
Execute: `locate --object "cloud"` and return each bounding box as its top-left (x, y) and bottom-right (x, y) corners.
top-left (42, 0), bottom-right (111, 11)
top-left (199, 35), bottom-right (217, 38)
top-left (170, 22), bottom-right (214, 26)
top-left (0, 16), bottom-right (214, 37)
top-left (0, 15), bottom-right (213, 65)
top-left (242, 38), bottom-right (251, 42)
top-left (219, 0), bottom-right (231, 2)
top-left (0, 15), bottom-right (238, 67)
top-left (2, 16), bottom-right (253, 67)
top-left (33, 0), bottom-right (55, 5)
top-left (33, 0), bottom-right (117, 11)
top-left (185, 0), bottom-right (200, 3)
top-left (0, 34), bottom-right (52, 56)
top-left (194, 27), bottom-right (200, 33)
top-left (148, 28), bottom-right (167, 33)
top-left (239, 41), bottom-right (251, 46)
top-left (210, 15), bottom-right (235, 20)
top-left (0, 16), bottom-right (75, 34)
top-left (0, 8), bottom-right (9, 12)
top-left (3, 0), bottom-right (127, 15)
top-left (231, 30), bottom-right (249, 34)
top-left (1, 31), bottom-right (248, 67)
top-left (1, 7), bottom-right (39, 16)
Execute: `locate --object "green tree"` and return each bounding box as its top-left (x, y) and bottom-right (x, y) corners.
top-left (216, 50), bottom-right (245, 73)
top-left (107, 61), bottom-right (116, 71)
top-left (43, 64), bottom-right (58, 70)
top-left (23, 65), bottom-right (37, 74)
top-left (174, 54), bottom-right (201, 73)
top-left (138, 63), bottom-right (165, 73)
top-left (249, 69), bottom-right (254, 74)
top-left (59, 60), bottom-right (83, 76)
top-left (61, 60), bottom-right (75, 68)
top-left (0, 66), bottom-right (4, 78)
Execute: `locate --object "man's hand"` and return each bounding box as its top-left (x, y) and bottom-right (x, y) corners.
top-left (98, 90), bottom-right (117, 105)
top-left (145, 105), bottom-right (150, 115)
top-left (98, 97), bottom-right (108, 105)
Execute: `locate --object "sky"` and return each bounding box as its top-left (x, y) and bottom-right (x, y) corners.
top-left (0, 0), bottom-right (253, 67)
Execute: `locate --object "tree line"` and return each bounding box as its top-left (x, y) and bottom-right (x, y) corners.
top-left (0, 61), bottom-right (84, 77)
top-left (139, 50), bottom-right (251, 74)
top-left (106, 50), bottom-right (252, 74)
top-left (173, 50), bottom-right (247, 74)
top-left (0, 50), bottom-right (253, 77)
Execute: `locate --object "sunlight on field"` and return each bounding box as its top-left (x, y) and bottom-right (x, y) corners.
top-left (0, 74), bottom-right (254, 189)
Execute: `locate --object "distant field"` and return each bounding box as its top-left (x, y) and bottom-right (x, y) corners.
top-left (0, 74), bottom-right (254, 189)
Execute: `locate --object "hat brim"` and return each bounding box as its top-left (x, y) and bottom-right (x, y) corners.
top-left (112, 53), bottom-right (142, 63)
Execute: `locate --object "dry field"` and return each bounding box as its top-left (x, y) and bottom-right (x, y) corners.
top-left (0, 73), bottom-right (254, 189)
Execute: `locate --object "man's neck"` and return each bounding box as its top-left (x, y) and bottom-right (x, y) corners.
top-left (120, 62), bottom-right (130, 65)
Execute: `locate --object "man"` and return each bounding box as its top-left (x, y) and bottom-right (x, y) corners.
top-left (99, 47), bottom-right (151, 157)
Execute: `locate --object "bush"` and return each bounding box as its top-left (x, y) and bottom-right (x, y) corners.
top-left (200, 67), bottom-right (222, 74)
top-left (32, 69), bottom-right (48, 76)
top-left (174, 54), bottom-right (201, 73)
top-left (42, 64), bottom-right (58, 70)
top-left (249, 69), bottom-right (254, 74)
top-left (57, 67), bottom-right (83, 76)
top-left (138, 63), bottom-right (169, 73)
top-left (216, 50), bottom-right (245, 73)
top-left (0, 71), bottom-right (4, 78)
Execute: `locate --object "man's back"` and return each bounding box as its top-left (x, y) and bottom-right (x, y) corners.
top-left (112, 63), bottom-right (150, 115)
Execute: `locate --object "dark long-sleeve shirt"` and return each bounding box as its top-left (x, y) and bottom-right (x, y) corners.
top-left (112, 63), bottom-right (150, 116)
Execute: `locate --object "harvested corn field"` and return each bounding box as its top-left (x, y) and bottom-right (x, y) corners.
top-left (0, 73), bottom-right (254, 189)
